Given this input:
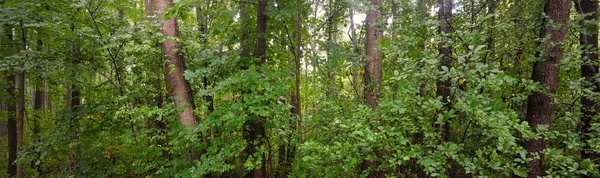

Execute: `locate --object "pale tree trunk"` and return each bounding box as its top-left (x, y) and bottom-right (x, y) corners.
top-left (361, 0), bottom-right (382, 177)
top-left (364, 0), bottom-right (382, 109)
top-left (154, 0), bottom-right (197, 129)
top-left (575, 1), bottom-right (599, 175)
top-left (524, 0), bottom-right (571, 177)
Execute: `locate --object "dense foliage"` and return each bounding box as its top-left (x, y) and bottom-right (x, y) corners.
top-left (1, 0), bottom-right (599, 177)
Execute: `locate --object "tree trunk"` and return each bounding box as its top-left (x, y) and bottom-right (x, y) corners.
top-left (196, 6), bottom-right (214, 115)
top-left (364, 0), bottom-right (382, 110)
top-left (154, 0), bottom-right (197, 128)
top-left (32, 38), bottom-right (45, 175)
top-left (243, 0), bottom-right (268, 177)
top-left (15, 23), bottom-right (27, 178)
top-left (361, 0), bottom-right (383, 177)
top-left (524, 0), bottom-right (571, 177)
top-left (6, 73), bottom-right (17, 177)
top-left (575, 0), bottom-right (599, 174)
top-left (437, 0), bottom-right (453, 141)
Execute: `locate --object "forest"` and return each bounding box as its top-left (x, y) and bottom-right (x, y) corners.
top-left (0, 0), bottom-right (598, 177)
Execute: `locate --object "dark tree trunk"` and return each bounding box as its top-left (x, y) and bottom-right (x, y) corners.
top-left (487, 0), bottom-right (496, 63)
top-left (6, 74), bottom-right (17, 177)
top-left (154, 0), bottom-right (197, 128)
top-left (31, 34), bottom-right (45, 175)
top-left (575, 0), bottom-right (599, 176)
top-left (15, 23), bottom-right (27, 178)
top-left (437, 0), bottom-right (453, 142)
top-left (1, 17), bottom-right (16, 178)
top-left (243, 0), bottom-right (268, 177)
top-left (524, 0), bottom-right (571, 177)
top-left (68, 24), bottom-right (82, 173)
top-left (196, 6), bottom-right (214, 115)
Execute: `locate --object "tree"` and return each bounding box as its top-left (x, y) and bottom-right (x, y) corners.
top-left (15, 23), bottom-right (26, 178)
top-left (362, 0), bottom-right (382, 177)
top-left (243, 0), bottom-right (268, 177)
top-left (437, 0), bottom-right (452, 141)
top-left (524, 0), bottom-right (571, 177)
top-left (153, 0), bottom-right (197, 128)
top-left (575, 0), bottom-right (599, 173)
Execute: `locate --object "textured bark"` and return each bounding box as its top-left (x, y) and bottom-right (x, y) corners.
top-left (487, 0), bottom-right (496, 63)
top-left (256, 0), bottom-right (267, 66)
top-left (15, 24), bottom-right (27, 178)
top-left (32, 39), bottom-right (44, 173)
top-left (524, 0), bottom-right (571, 177)
top-left (154, 0), bottom-right (197, 128)
top-left (361, 0), bottom-right (383, 177)
top-left (243, 1), bottom-right (268, 177)
top-left (575, 0), bottom-right (599, 176)
top-left (6, 74), bottom-right (17, 177)
top-left (364, 0), bottom-right (382, 110)
top-left (437, 0), bottom-right (453, 141)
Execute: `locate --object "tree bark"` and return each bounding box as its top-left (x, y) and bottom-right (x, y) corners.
top-left (437, 0), bottom-right (453, 141)
top-left (243, 1), bottom-right (268, 177)
top-left (361, 0), bottom-right (383, 177)
top-left (32, 38), bottom-right (44, 175)
top-left (364, 0), bottom-right (382, 110)
top-left (524, 0), bottom-right (571, 177)
top-left (154, 0), bottom-right (197, 128)
top-left (6, 73), bottom-right (17, 177)
top-left (15, 23), bottom-right (27, 178)
top-left (575, 0), bottom-right (599, 171)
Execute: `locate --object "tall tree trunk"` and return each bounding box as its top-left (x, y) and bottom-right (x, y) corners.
top-left (524, 0), bottom-right (571, 177)
top-left (364, 0), bottom-right (382, 109)
top-left (144, 0), bottom-right (171, 161)
top-left (437, 0), bottom-right (453, 142)
top-left (243, 0), bottom-right (268, 177)
top-left (32, 36), bottom-right (44, 175)
top-left (280, 1), bottom-right (303, 176)
top-left (575, 0), bottom-right (599, 174)
top-left (153, 0), bottom-right (197, 162)
top-left (196, 6), bottom-right (214, 115)
top-left (6, 73), bottom-right (16, 177)
top-left (154, 0), bottom-right (197, 128)
top-left (487, 0), bottom-right (496, 64)
top-left (16, 22), bottom-right (27, 178)
top-left (361, 0), bottom-right (382, 177)
top-left (67, 23), bottom-right (82, 173)
top-left (437, 0), bottom-right (458, 176)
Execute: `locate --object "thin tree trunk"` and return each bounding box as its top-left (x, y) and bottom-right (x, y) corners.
top-left (15, 23), bottom-right (27, 178)
top-left (6, 73), bottom-right (17, 177)
top-left (196, 6), bottom-right (214, 115)
top-left (1, 11), bottom-right (16, 178)
top-left (31, 32), bottom-right (45, 175)
top-left (437, 0), bottom-right (453, 142)
top-left (524, 0), bottom-right (571, 177)
top-left (487, 0), bottom-right (496, 64)
top-left (361, 0), bottom-right (383, 177)
top-left (575, 0), bottom-right (599, 174)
